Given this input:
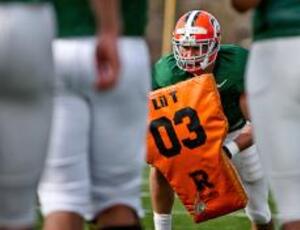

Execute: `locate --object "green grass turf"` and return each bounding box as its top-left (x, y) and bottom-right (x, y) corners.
top-left (141, 166), bottom-right (251, 230)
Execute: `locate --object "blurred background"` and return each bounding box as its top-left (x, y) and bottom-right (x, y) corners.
top-left (146, 0), bottom-right (252, 64)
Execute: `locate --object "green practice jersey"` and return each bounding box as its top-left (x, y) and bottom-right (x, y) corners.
top-left (0, 0), bottom-right (48, 2)
top-left (52, 0), bottom-right (148, 38)
top-left (152, 44), bottom-right (248, 132)
top-left (253, 0), bottom-right (300, 41)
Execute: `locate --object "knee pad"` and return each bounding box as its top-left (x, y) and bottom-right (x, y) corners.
top-left (246, 209), bottom-right (272, 225)
top-left (243, 176), bottom-right (272, 224)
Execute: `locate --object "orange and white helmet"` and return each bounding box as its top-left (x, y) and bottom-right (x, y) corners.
top-left (172, 10), bottom-right (221, 73)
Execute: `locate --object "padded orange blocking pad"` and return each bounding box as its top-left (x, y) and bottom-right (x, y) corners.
top-left (147, 74), bottom-right (248, 223)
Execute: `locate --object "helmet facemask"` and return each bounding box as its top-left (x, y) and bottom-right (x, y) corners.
top-left (173, 37), bottom-right (220, 73)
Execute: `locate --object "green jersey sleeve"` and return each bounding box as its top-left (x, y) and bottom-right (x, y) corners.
top-left (213, 44), bottom-right (249, 131)
top-left (214, 44), bottom-right (248, 93)
top-left (229, 45), bottom-right (248, 93)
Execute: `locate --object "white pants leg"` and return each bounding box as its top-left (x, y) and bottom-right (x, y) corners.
top-left (247, 37), bottom-right (300, 223)
top-left (89, 38), bottom-right (151, 217)
top-left (38, 92), bottom-right (91, 217)
top-left (225, 130), bottom-right (271, 224)
top-left (38, 37), bottom-right (151, 220)
top-left (0, 3), bottom-right (55, 227)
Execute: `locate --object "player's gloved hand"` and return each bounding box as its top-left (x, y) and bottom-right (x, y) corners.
top-left (239, 147), bottom-right (264, 182)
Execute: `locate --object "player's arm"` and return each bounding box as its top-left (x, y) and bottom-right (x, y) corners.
top-left (224, 92), bottom-right (263, 182)
top-left (223, 93), bottom-right (253, 158)
top-left (236, 92), bottom-right (255, 150)
top-left (223, 123), bottom-right (253, 159)
top-left (239, 92), bottom-right (250, 121)
top-left (91, 0), bottom-right (121, 90)
top-left (92, 0), bottom-right (120, 34)
top-left (231, 0), bottom-right (261, 12)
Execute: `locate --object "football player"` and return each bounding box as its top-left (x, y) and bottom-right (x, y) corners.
top-left (232, 1), bottom-right (300, 230)
top-left (149, 10), bottom-right (274, 230)
top-left (38, 0), bottom-right (150, 230)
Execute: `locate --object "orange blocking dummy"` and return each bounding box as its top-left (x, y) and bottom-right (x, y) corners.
top-left (147, 74), bottom-right (248, 223)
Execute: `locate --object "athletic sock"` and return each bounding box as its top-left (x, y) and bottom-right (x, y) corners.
top-left (153, 212), bottom-right (172, 230)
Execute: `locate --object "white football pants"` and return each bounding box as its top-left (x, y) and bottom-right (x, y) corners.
top-left (38, 37), bottom-right (151, 219)
top-left (247, 37), bottom-right (300, 223)
top-left (0, 3), bottom-right (55, 228)
top-left (226, 129), bottom-right (271, 224)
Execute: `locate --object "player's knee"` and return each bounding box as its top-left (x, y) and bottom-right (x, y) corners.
top-left (100, 225), bottom-right (142, 230)
top-left (246, 209), bottom-right (272, 224)
top-left (94, 205), bottom-right (141, 228)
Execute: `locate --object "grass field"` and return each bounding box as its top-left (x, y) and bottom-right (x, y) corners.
top-left (141, 166), bottom-right (252, 230)
top-left (37, 165), bottom-right (277, 230)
